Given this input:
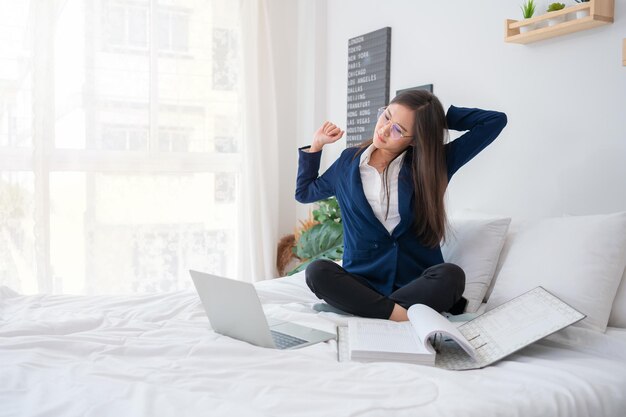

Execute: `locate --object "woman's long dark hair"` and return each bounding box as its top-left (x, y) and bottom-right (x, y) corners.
top-left (354, 90), bottom-right (449, 248)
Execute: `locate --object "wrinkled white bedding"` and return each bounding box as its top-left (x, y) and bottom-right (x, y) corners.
top-left (1, 273), bottom-right (626, 417)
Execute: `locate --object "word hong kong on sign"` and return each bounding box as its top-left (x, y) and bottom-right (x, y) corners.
top-left (346, 27), bottom-right (391, 148)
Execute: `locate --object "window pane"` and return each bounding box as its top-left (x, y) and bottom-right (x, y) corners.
top-left (157, 11), bottom-right (170, 50)
top-left (215, 172), bottom-right (235, 203)
top-left (55, 2), bottom-right (150, 150)
top-left (158, 130), bottom-right (170, 151)
top-left (0, 172), bottom-right (36, 292)
top-left (128, 8), bottom-right (148, 47)
top-left (104, 6), bottom-right (125, 46)
top-left (171, 13), bottom-right (189, 52)
top-left (0, 2), bottom-right (33, 149)
top-left (213, 114), bottom-right (239, 153)
top-left (102, 125), bottom-right (128, 150)
top-left (50, 172), bottom-right (238, 294)
top-left (128, 128), bottom-right (148, 151)
top-left (214, 137), bottom-right (236, 153)
top-left (171, 132), bottom-right (188, 152)
top-left (158, 6), bottom-right (241, 154)
top-left (212, 28), bottom-right (238, 91)
top-left (49, 172), bottom-right (86, 294)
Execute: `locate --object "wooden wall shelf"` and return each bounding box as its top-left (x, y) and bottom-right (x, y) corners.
top-left (505, 0), bottom-right (614, 44)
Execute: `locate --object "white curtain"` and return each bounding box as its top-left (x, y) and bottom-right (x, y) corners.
top-left (0, 0), bottom-right (249, 294)
top-left (237, 0), bottom-right (280, 282)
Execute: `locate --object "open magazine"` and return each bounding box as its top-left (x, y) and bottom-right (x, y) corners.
top-left (338, 286), bottom-right (586, 370)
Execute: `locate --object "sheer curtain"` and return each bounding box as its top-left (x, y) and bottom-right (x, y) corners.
top-left (237, 0), bottom-right (279, 282)
top-left (0, 0), bottom-right (264, 294)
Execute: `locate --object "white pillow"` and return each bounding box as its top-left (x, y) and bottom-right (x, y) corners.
top-left (608, 268), bottom-right (626, 328)
top-left (441, 217), bottom-right (511, 313)
top-left (486, 212), bottom-right (626, 332)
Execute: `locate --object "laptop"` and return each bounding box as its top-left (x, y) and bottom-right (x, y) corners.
top-left (190, 270), bottom-right (336, 349)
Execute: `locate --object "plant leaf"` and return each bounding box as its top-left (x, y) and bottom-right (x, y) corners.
top-left (288, 222), bottom-right (344, 275)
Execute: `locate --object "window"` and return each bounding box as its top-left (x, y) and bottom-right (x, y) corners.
top-left (104, 3), bottom-right (149, 50)
top-left (0, 0), bottom-right (242, 294)
top-left (158, 9), bottom-right (189, 53)
top-left (101, 125), bottom-right (149, 151)
top-left (213, 114), bottom-right (239, 153)
top-left (0, 172), bottom-right (36, 292)
top-left (214, 136), bottom-right (237, 153)
top-left (215, 173), bottom-right (236, 203)
top-left (158, 127), bottom-right (191, 152)
top-left (103, 1), bottom-right (190, 54)
top-left (212, 28), bottom-right (239, 90)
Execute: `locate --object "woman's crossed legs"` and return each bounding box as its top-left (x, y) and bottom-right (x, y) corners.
top-left (305, 259), bottom-right (467, 320)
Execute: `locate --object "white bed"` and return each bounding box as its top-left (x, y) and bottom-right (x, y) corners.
top-left (2, 272), bottom-right (626, 417)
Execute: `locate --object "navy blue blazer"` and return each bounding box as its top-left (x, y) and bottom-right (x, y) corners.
top-left (295, 105), bottom-right (508, 295)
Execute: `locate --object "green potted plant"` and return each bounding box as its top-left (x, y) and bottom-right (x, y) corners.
top-left (574, 0), bottom-right (590, 19)
top-left (519, 0), bottom-right (537, 33)
top-left (546, 2), bottom-right (566, 26)
top-left (283, 197), bottom-right (344, 276)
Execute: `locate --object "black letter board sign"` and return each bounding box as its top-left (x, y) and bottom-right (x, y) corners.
top-left (346, 27), bottom-right (391, 148)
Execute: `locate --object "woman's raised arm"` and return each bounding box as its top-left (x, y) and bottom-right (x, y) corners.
top-left (444, 105), bottom-right (508, 180)
top-left (295, 121), bottom-right (344, 203)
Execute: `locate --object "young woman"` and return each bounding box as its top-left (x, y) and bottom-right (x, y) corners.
top-left (295, 89), bottom-right (507, 321)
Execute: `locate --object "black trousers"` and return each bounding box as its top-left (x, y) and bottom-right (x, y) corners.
top-left (305, 259), bottom-right (467, 319)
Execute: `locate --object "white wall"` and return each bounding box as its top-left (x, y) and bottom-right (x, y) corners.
top-left (268, 0), bottom-right (328, 237)
top-left (266, 0), bottom-right (298, 238)
top-left (289, 0), bottom-right (626, 224)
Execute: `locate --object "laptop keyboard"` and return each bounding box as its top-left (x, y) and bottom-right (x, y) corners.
top-left (270, 330), bottom-right (307, 349)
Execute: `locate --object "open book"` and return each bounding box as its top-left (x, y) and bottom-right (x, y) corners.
top-left (338, 286), bottom-right (586, 370)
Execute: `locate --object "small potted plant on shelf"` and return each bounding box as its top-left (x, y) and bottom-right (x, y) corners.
top-left (574, 0), bottom-right (590, 19)
top-left (519, 0), bottom-right (537, 33)
top-left (546, 2), bottom-right (566, 26)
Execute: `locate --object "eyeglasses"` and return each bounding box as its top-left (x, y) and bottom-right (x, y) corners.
top-left (376, 107), bottom-right (414, 140)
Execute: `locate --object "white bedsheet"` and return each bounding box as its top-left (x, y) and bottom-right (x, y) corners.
top-left (1, 274), bottom-right (626, 417)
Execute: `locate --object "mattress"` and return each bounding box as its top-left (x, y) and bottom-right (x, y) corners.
top-left (1, 273), bottom-right (626, 417)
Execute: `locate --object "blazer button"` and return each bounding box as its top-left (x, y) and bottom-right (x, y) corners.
top-left (373, 243), bottom-right (378, 248)
top-left (392, 242), bottom-right (397, 247)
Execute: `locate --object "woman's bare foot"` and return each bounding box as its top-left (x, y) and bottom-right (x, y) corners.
top-left (389, 303), bottom-right (408, 321)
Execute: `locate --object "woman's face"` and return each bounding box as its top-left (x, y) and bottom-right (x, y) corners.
top-left (372, 103), bottom-right (415, 154)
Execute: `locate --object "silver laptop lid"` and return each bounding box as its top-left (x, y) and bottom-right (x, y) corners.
top-left (189, 270), bottom-right (275, 348)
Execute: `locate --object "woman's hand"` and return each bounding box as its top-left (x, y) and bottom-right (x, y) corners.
top-left (310, 121), bottom-right (344, 152)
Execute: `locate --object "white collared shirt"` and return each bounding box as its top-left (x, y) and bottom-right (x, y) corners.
top-left (359, 144), bottom-right (407, 235)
